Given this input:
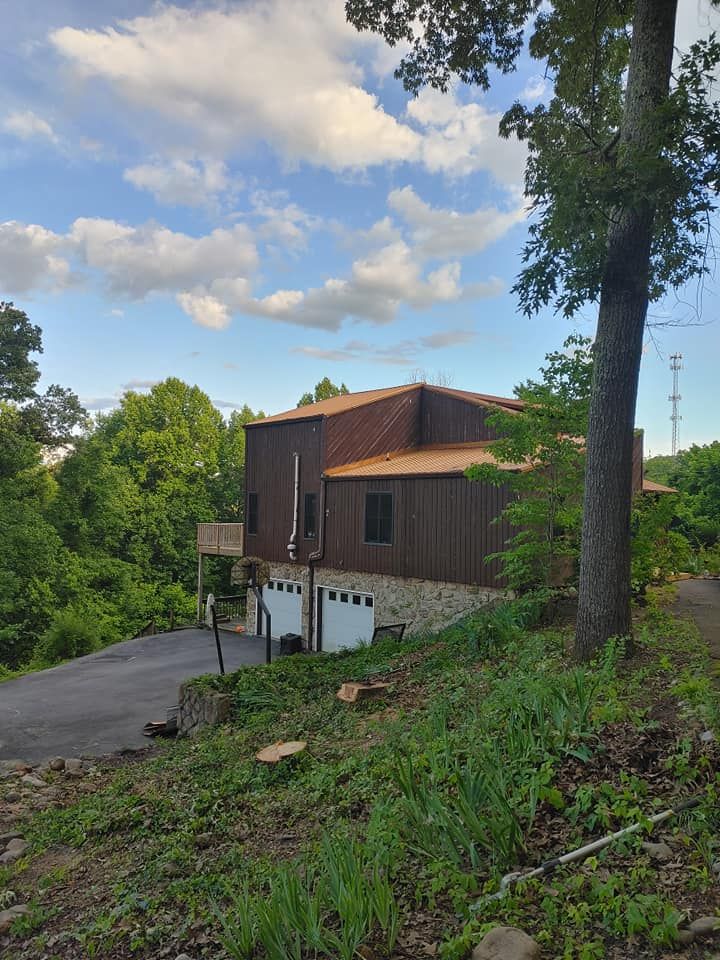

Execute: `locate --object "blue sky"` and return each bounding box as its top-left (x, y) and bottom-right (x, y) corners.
top-left (1, 0), bottom-right (718, 455)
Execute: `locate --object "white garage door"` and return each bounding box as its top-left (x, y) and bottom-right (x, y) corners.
top-left (261, 580), bottom-right (302, 638)
top-left (321, 588), bottom-right (374, 653)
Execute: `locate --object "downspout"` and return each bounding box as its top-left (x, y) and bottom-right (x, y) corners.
top-left (307, 477), bottom-right (327, 651)
top-left (287, 452), bottom-right (300, 561)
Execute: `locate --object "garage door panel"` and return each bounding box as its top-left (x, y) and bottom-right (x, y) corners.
top-left (321, 588), bottom-right (374, 653)
top-left (262, 580), bottom-right (302, 638)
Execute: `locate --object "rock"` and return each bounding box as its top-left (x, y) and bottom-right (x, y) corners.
top-left (0, 831), bottom-right (23, 845)
top-left (699, 730), bottom-right (716, 744)
top-left (676, 929), bottom-right (696, 946)
top-left (4, 791), bottom-right (20, 803)
top-left (712, 859), bottom-right (720, 877)
top-left (193, 833), bottom-right (213, 849)
top-left (175, 955), bottom-right (195, 960)
top-left (5, 838), bottom-right (28, 854)
top-left (688, 916), bottom-right (720, 938)
top-left (641, 841), bottom-right (673, 861)
top-left (49, 757), bottom-right (65, 771)
top-left (20, 773), bottom-right (46, 788)
top-left (0, 903), bottom-right (30, 934)
top-left (472, 926), bottom-right (541, 960)
top-left (0, 839), bottom-right (29, 864)
top-left (64, 758), bottom-right (84, 777)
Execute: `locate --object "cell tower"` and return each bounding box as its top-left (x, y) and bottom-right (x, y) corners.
top-left (669, 353), bottom-right (683, 456)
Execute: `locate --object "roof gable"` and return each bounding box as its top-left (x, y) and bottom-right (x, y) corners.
top-left (246, 382), bottom-right (522, 428)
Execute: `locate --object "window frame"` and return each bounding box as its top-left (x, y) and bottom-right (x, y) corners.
top-left (364, 491), bottom-right (393, 546)
top-left (247, 492), bottom-right (258, 536)
top-left (303, 491), bottom-right (318, 540)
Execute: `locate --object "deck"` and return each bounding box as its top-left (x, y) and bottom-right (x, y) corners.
top-left (197, 522), bottom-right (245, 556)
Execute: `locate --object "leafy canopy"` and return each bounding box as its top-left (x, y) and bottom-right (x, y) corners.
top-left (297, 377), bottom-right (349, 407)
top-left (346, 1), bottom-right (720, 319)
top-left (466, 334), bottom-right (593, 590)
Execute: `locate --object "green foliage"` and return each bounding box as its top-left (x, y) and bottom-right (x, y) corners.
top-left (467, 335), bottom-right (592, 590)
top-left (33, 608), bottom-right (100, 665)
top-left (297, 377), bottom-right (349, 407)
top-left (630, 494), bottom-right (691, 594)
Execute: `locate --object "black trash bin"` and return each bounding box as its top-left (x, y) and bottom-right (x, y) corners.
top-left (280, 632), bottom-right (304, 656)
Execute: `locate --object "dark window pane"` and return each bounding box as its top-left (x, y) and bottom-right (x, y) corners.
top-left (277, 582), bottom-right (284, 591)
top-left (340, 592), bottom-right (348, 603)
top-left (247, 492), bottom-right (258, 535)
top-left (297, 584), bottom-right (302, 594)
top-left (353, 595), bottom-right (361, 605)
top-left (303, 492), bottom-right (317, 539)
top-left (364, 492), bottom-right (393, 544)
top-left (329, 590), bottom-right (336, 601)
top-left (365, 597), bottom-right (373, 608)
top-left (268, 582), bottom-right (274, 589)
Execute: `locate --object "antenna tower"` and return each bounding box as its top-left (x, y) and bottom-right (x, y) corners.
top-left (669, 353), bottom-right (683, 456)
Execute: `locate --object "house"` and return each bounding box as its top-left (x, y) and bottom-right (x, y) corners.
top-left (209, 381), bottom-right (645, 652)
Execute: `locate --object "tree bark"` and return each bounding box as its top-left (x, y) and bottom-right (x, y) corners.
top-left (574, 0), bottom-right (678, 661)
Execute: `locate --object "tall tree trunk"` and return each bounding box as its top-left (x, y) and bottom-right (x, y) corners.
top-left (574, 0), bottom-right (677, 661)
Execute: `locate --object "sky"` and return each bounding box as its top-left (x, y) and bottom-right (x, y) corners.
top-left (1, 0), bottom-right (719, 456)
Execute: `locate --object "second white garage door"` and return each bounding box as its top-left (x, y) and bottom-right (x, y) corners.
top-left (321, 588), bottom-right (374, 653)
top-left (262, 579), bottom-right (302, 638)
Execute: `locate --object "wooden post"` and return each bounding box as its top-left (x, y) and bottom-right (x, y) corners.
top-left (197, 553), bottom-right (205, 623)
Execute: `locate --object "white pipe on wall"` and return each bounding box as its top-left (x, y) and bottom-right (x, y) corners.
top-left (287, 452), bottom-right (300, 561)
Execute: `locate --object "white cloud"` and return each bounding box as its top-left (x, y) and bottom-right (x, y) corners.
top-left (120, 378), bottom-right (160, 390)
top-left (292, 328), bottom-right (479, 364)
top-left (49, 2), bottom-right (524, 185)
top-left (123, 157), bottom-right (235, 207)
top-left (388, 185), bottom-right (526, 258)
top-left (69, 218), bottom-right (258, 299)
top-left (2, 110), bottom-right (58, 143)
top-left (50, 3), bottom-right (418, 173)
top-left (0, 221), bottom-right (71, 294)
top-left (176, 292), bottom-right (231, 330)
top-left (521, 76), bottom-right (548, 101)
top-left (407, 89), bottom-right (527, 186)
top-left (250, 190), bottom-right (321, 251)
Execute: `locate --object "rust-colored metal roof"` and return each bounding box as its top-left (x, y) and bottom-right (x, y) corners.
top-left (247, 382), bottom-right (522, 427)
top-left (325, 442), bottom-right (530, 478)
top-left (424, 384), bottom-right (525, 411)
top-left (246, 384), bottom-right (420, 426)
top-left (642, 478), bottom-right (678, 494)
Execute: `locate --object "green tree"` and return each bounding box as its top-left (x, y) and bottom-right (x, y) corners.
top-left (346, 0), bottom-right (720, 658)
top-left (670, 442), bottom-right (720, 547)
top-left (297, 377), bottom-right (349, 407)
top-left (467, 335), bottom-right (593, 590)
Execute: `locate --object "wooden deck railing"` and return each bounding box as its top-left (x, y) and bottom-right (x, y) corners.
top-left (197, 522), bottom-right (245, 556)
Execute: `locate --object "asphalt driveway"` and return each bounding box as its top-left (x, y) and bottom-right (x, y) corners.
top-left (0, 628), bottom-right (274, 763)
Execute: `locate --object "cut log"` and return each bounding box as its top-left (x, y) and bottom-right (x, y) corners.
top-left (336, 681), bottom-right (391, 704)
top-left (255, 740), bottom-right (307, 763)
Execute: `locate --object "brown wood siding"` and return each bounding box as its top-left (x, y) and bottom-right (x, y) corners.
top-left (632, 430), bottom-right (643, 494)
top-left (324, 390), bottom-right (421, 469)
top-left (245, 420), bottom-right (323, 564)
top-left (320, 476), bottom-right (512, 587)
top-left (420, 390), bottom-right (499, 444)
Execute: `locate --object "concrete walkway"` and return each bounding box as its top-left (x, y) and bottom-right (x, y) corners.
top-left (0, 628), bottom-right (274, 763)
top-left (674, 577), bottom-right (720, 682)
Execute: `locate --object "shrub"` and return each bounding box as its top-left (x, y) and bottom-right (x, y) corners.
top-left (33, 608), bottom-right (100, 665)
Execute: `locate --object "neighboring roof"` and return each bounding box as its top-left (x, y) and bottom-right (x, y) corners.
top-left (325, 442), bottom-right (530, 479)
top-left (246, 382), bottom-right (522, 428)
top-left (246, 384), bottom-right (419, 426)
top-left (643, 478), bottom-right (678, 494)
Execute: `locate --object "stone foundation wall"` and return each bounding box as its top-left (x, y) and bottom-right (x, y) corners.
top-left (177, 681), bottom-right (232, 737)
top-left (232, 559), bottom-right (507, 646)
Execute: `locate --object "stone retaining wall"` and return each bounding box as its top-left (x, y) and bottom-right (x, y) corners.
top-left (177, 681), bottom-right (232, 737)
top-left (233, 560), bottom-right (507, 646)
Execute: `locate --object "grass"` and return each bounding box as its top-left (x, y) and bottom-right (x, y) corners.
top-left (1, 591), bottom-right (719, 959)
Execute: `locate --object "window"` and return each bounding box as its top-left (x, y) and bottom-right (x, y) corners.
top-left (353, 595), bottom-right (361, 605)
top-left (277, 582), bottom-right (284, 591)
top-left (340, 593), bottom-right (348, 603)
top-left (247, 492), bottom-right (258, 535)
top-left (365, 597), bottom-right (373, 608)
top-left (296, 585), bottom-right (302, 594)
top-left (268, 581), bottom-right (274, 590)
top-left (329, 590), bottom-right (337, 601)
top-left (364, 492), bottom-right (393, 545)
top-left (304, 492), bottom-right (317, 539)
